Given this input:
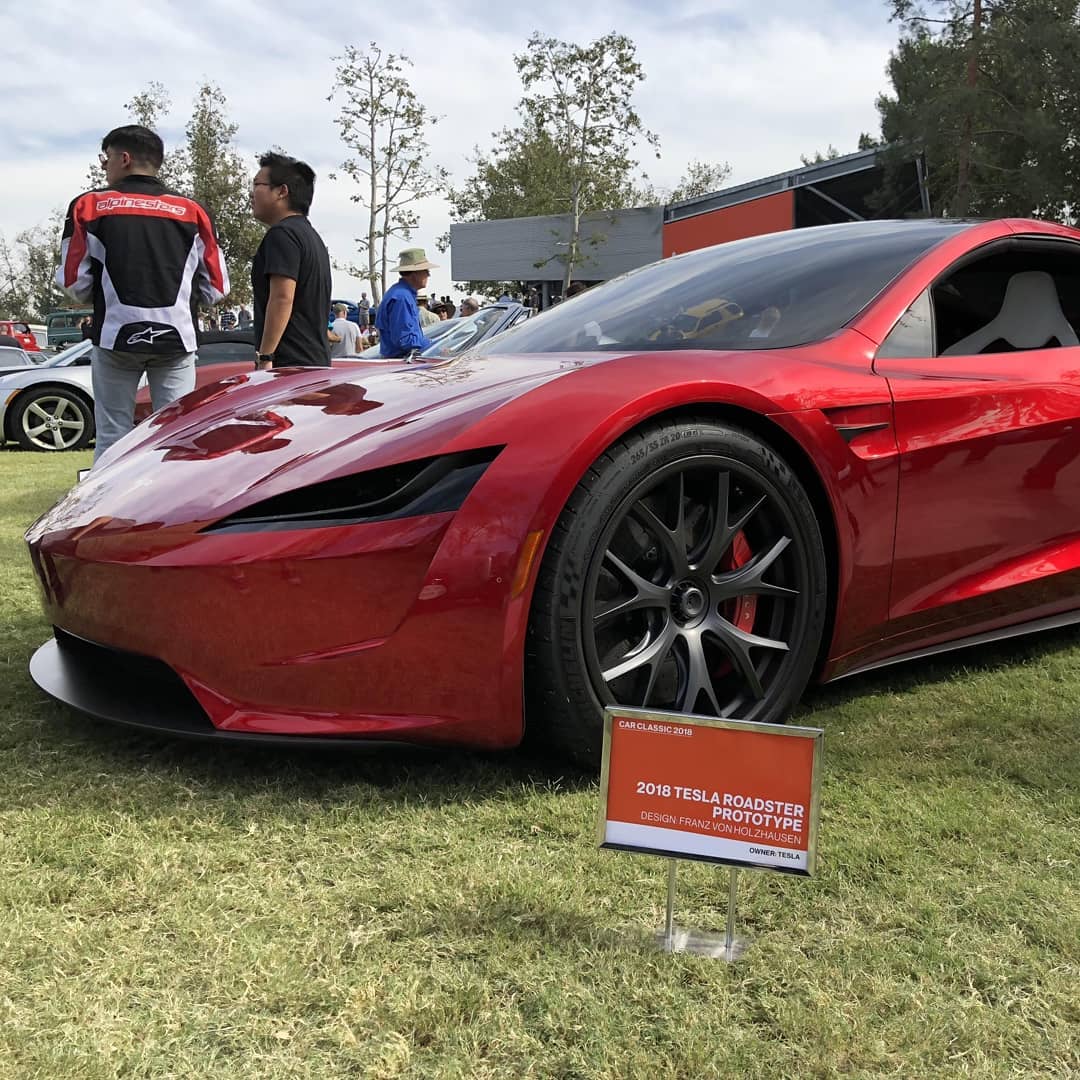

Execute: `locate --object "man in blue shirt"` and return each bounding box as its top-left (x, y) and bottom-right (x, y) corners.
top-left (375, 247), bottom-right (438, 358)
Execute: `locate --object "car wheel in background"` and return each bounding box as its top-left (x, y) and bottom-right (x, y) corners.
top-left (11, 387), bottom-right (95, 452)
top-left (525, 418), bottom-right (828, 767)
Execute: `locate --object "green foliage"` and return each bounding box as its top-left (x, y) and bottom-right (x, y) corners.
top-left (449, 32), bottom-right (658, 292)
top-left (330, 44), bottom-right (447, 302)
top-left (666, 159), bottom-right (732, 203)
top-left (800, 144), bottom-right (842, 166)
top-left (0, 212), bottom-right (66, 321)
top-left (171, 83), bottom-right (263, 307)
top-left (877, 0), bottom-right (1080, 217)
top-left (448, 120), bottom-right (642, 226)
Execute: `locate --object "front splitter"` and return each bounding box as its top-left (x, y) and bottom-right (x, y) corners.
top-left (29, 636), bottom-right (425, 751)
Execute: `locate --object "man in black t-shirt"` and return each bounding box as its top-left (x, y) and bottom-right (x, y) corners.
top-left (250, 151), bottom-right (332, 369)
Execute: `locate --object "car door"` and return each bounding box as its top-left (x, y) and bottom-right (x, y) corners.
top-left (874, 237), bottom-right (1080, 642)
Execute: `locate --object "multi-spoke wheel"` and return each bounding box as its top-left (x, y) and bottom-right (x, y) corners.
top-left (526, 419), bottom-right (828, 766)
top-left (12, 387), bottom-right (94, 451)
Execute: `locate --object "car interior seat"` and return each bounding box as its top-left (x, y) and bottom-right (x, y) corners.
top-left (941, 270), bottom-right (1080, 355)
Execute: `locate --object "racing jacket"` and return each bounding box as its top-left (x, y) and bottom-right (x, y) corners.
top-left (56, 174), bottom-right (229, 354)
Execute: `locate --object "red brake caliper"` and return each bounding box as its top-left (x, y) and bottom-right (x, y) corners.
top-left (723, 531), bottom-right (757, 632)
top-left (712, 532), bottom-right (757, 679)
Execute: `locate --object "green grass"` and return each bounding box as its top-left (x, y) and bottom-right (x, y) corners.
top-left (0, 447), bottom-right (1077, 1078)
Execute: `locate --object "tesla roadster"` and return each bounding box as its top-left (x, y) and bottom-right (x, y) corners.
top-left (25, 218), bottom-right (1080, 763)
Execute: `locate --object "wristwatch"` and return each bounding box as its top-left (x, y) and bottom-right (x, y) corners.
top-left (256, 352), bottom-right (274, 366)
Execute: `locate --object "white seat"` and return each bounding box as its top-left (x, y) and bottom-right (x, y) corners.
top-left (941, 271), bottom-right (1079, 355)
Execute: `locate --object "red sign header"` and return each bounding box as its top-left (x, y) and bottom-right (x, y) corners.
top-left (598, 708), bottom-right (822, 875)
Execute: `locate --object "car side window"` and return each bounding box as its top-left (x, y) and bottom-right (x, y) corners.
top-left (878, 289), bottom-right (934, 359)
top-left (931, 245), bottom-right (1080, 357)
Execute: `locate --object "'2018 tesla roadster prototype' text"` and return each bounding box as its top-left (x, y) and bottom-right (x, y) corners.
top-left (26, 219), bottom-right (1080, 764)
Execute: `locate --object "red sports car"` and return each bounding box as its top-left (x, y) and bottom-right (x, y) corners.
top-left (25, 219), bottom-right (1080, 764)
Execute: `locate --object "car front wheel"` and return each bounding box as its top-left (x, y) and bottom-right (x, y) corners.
top-left (11, 387), bottom-right (94, 452)
top-left (526, 418), bottom-right (828, 767)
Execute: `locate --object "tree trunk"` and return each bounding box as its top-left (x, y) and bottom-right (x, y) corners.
top-left (368, 66), bottom-right (381, 304)
top-left (563, 178), bottom-right (581, 294)
top-left (955, 0), bottom-right (982, 216)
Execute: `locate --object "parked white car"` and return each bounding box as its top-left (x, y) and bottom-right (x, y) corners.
top-left (0, 340), bottom-right (95, 450)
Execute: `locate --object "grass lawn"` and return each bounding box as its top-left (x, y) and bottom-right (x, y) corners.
top-left (0, 447), bottom-right (1077, 1078)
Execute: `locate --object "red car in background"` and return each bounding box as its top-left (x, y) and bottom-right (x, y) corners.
top-left (0, 320), bottom-right (40, 351)
top-left (27, 218), bottom-right (1080, 765)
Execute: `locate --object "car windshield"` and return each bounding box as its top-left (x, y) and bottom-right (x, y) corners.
top-left (355, 316), bottom-right (459, 359)
top-left (420, 306), bottom-right (511, 358)
top-left (472, 221), bottom-right (970, 355)
top-left (39, 340), bottom-right (93, 367)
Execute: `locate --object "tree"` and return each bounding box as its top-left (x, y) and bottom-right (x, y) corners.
top-left (0, 212), bottom-right (67, 321)
top-left (666, 160), bottom-right (732, 203)
top-left (330, 43), bottom-right (447, 302)
top-left (876, 0), bottom-right (1080, 218)
top-left (85, 82), bottom-right (175, 190)
top-left (171, 83), bottom-right (263, 306)
top-left (800, 144), bottom-right (842, 166)
top-left (513, 32), bottom-right (659, 291)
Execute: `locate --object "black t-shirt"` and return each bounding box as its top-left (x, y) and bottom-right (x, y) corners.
top-left (252, 215), bottom-right (332, 366)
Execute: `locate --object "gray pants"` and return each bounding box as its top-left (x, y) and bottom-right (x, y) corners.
top-left (91, 346), bottom-right (196, 463)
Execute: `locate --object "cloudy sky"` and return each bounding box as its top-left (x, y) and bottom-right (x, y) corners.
top-left (0, 0), bottom-right (900, 300)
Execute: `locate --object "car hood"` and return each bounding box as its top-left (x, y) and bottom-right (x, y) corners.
top-left (28, 352), bottom-right (605, 535)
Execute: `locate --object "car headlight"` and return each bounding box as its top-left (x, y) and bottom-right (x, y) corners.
top-left (202, 446), bottom-right (503, 533)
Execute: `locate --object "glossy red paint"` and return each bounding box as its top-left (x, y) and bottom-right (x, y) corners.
top-left (26, 219), bottom-right (1080, 746)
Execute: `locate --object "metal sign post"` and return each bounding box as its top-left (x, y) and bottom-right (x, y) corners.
top-left (655, 861), bottom-right (749, 960)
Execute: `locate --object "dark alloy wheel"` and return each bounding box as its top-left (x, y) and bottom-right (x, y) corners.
top-left (526, 419), bottom-right (828, 766)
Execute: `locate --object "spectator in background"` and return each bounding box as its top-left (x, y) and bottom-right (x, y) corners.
top-left (415, 289), bottom-right (440, 328)
top-left (460, 296), bottom-right (481, 318)
top-left (79, 316), bottom-right (93, 340)
top-left (375, 247), bottom-right (437, 358)
top-left (358, 292), bottom-right (371, 328)
top-left (250, 150), bottom-right (332, 369)
top-left (328, 302), bottom-right (362, 357)
top-left (564, 281), bottom-right (588, 299)
top-left (220, 308), bottom-right (237, 331)
top-left (238, 306), bottom-right (252, 329)
top-left (56, 124), bottom-right (230, 464)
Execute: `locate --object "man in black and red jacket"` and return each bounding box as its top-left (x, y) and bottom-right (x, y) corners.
top-left (56, 125), bottom-right (230, 465)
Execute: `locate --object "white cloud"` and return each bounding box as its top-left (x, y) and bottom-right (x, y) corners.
top-left (0, 0), bottom-right (898, 300)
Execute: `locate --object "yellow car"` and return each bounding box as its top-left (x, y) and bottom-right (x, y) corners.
top-left (649, 296), bottom-right (744, 342)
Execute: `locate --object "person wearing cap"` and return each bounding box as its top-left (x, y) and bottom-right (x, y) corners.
top-left (375, 247), bottom-right (438, 359)
top-left (416, 288), bottom-right (440, 328)
top-left (328, 302), bottom-right (362, 357)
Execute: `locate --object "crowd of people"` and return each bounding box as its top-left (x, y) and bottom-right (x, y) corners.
top-left (55, 123), bottom-right (501, 469)
top-left (54, 122), bottom-right (587, 471)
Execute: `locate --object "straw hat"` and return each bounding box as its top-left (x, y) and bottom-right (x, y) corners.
top-left (391, 247), bottom-right (439, 273)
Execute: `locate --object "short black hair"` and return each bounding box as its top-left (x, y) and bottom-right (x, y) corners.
top-left (101, 125), bottom-right (164, 170)
top-left (259, 151), bottom-right (316, 214)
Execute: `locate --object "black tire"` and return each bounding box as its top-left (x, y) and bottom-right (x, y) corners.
top-left (11, 386), bottom-right (94, 452)
top-left (525, 418), bottom-right (828, 767)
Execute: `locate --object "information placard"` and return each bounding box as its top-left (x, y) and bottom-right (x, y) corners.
top-left (598, 707), bottom-right (823, 875)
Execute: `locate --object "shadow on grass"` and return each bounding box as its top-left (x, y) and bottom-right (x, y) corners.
top-left (5, 611), bottom-right (1080, 813)
top-left (800, 621), bottom-right (1080, 715)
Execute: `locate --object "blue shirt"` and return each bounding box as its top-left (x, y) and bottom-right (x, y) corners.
top-left (375, 279), bottom-right (432, 358)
